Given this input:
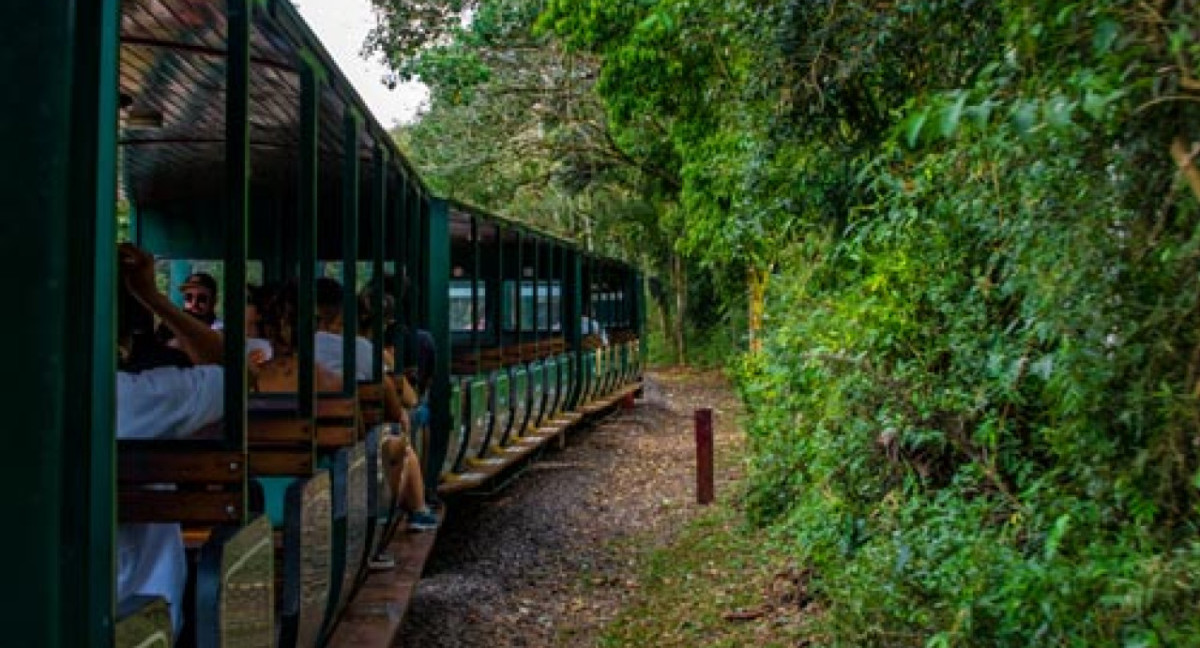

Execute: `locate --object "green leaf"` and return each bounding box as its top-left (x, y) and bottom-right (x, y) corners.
top-left (902, 106), bottom-right (930, 148)
top-left (1093, 19), bottom-right (1119, 56)
top-left (1044, 514), bottom-right (1070, 560)
top-left (1042, 94), bottom-right (1076, 129)
top-left (937, 92), bottom-right (968, 139)
top-left (1010, 99), bottom-right (1039, 135)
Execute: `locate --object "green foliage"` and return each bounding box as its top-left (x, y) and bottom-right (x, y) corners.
top-left (374, 0), bottom-right (1200, 639)
top-left (364, 0), bottom-right (473, 85)
top-left (729, 1), bottom-right (1200, 644)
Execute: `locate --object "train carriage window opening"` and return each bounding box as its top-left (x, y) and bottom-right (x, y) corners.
top-left (449, 280), bottom-right (486, 332)
top-left (502, 280), bottom-right (562, 333)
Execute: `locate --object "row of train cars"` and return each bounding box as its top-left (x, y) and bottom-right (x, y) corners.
top-left (7, 1), bottom-right (644, 646)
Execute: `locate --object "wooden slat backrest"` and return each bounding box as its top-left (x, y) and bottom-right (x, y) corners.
top-left (317, 396), bottom-right (361, 449)
top-left (248, 452), bottom-right (313, 477)
top-left (358, 382), bottom-right (385, 428)
top-left (278, 471), bottom-right (331, 648)
top-left (118, 450), bottom-right (245, 525)
top-left (248, 412), bottom-right (315, 478)
top-left (248, 417), bottom-right (312, 445)
top-left (120, 450), bottom-right (243, 484)
top-left (195, 516), bottom-right (275, 648)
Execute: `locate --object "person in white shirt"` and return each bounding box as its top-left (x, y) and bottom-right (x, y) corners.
top-left (115, 244), bottom-right (227, 635)
top-left (313, 277), bottom-right (376, 381)
top-left (255, 276), bottom-right (439, 535)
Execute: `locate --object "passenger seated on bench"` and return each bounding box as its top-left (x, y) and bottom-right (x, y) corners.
top-left (244, 284), bottom-right (273, 367)
top-left (114, 243), bottom-right (226, 636)
top-left (154, 271), bottom-right (224, 347)
top-left (248, 280), bottom-right (341, 393)
top-left (388, 272), bottom-right (442, 511)
top-left (311, 277), bottom-right (415, 427)
top-left (180, 271), bottom-right (224, 330)
top-left (581, 307), bottom-right (608, 348)
top-left (251, 281), bottom-right (437, 532)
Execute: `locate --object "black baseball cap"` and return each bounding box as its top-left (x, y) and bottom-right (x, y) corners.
top-left (180, 272), bottom-right (218, 296)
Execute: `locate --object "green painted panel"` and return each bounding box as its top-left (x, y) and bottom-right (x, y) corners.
top-left (528, 361), bottom-right (545, 428)
top-left (2, 0), bottom-right (119, 644)
top-left (488, 371), bottom-right (511, 451)
top-left (440, 381), bottom-right (465, 478)
top-left (508, 366), bottom-right (528, 442)
top-left (467, 379), bottom-right (489, 460)
top-left (424, 198), bottom-right (451, 495)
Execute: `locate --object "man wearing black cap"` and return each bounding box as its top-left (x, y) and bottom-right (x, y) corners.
top-left (179, 271), bottom-right (223, 330)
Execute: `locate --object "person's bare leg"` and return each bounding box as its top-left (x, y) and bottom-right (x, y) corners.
top-left (400, 448), bottom-right (427, 512)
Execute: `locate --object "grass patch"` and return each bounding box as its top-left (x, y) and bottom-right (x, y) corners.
top-left (598, 499), bottom-right (811, 647)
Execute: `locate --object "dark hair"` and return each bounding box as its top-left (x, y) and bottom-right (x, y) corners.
top-left (257, 280), bottom-right (298, 352)
top-left (356, 286), bottom-right (395, 335)
top-left (315, 277), bottom-right (343, 326)
top-left (315, 277), bottom-right (343, 309)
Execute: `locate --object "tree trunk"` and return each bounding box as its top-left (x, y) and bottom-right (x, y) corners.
top-left (747, 266), bottom-right (770, 355)
top-left (671, 252), bottom-right (687, 366)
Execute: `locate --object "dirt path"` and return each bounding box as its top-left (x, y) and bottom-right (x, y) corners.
top-left (396, 369), bottom-right (744, 647)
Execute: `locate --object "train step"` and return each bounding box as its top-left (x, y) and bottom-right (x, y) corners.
top-left (326, 507), bottom-right (444, 646)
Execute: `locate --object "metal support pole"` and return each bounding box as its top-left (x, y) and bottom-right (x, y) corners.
top-left (297, 59), bottom-right (320, 418)
top-left (224, 0), bottom-right (250, 452)
top-left (695, 408), bottom-right (714, 505)
top-left (341, 109), bottom-right (360, 390)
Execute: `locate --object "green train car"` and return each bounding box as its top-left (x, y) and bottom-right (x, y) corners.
top-left (4, 1), bottom-right (644, 646)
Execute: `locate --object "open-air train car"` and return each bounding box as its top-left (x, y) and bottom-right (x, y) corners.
top-left (6, 1), bottom-right (643, 646)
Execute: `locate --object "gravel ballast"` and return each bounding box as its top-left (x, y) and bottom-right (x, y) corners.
top-left (396, 370), bottom-right (742, 647)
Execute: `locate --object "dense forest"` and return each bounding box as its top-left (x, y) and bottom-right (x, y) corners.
top-left (366, 1), bottom-right (1200, 644)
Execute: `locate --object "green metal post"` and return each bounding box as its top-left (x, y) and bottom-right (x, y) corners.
top-left (636, 270), bottom-right (647, 361)
top-left (297, 58), bottom-right (321, 417)
top-left (399, 180), bottom-right (415, 366)
top-left (515, 230), bottom-right (524, 351)
top-left (1, 0), bottom-right (119, 643)
top-left (471, 214), bottom-right (480, 363)
top-left (533, 237), bottom-right (541, 352)
top-left (565, 250), bottom-right (582, 409)
top-left (224, 0), bottom-right (250, 458)
top-left (424, 198), bottom-right (451, 495)
top-left (341, 110), bottom-right (361, 391)
top-left (370, 146), bottom-right (388, 380)
top-left (391, 174), bottom-right (407, 358)
top-left (76, 0), bottom-right (120, 643)
top-left (419, 194), bottom-right (431, 326)
top-left (494, 223), bottom-right (504, 349)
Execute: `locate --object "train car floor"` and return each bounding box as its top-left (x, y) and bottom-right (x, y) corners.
top-left (327, 508), bottom-right (445, 647)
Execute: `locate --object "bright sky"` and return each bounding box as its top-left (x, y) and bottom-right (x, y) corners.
top-left (293, 0), bottom-right (428, 127)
